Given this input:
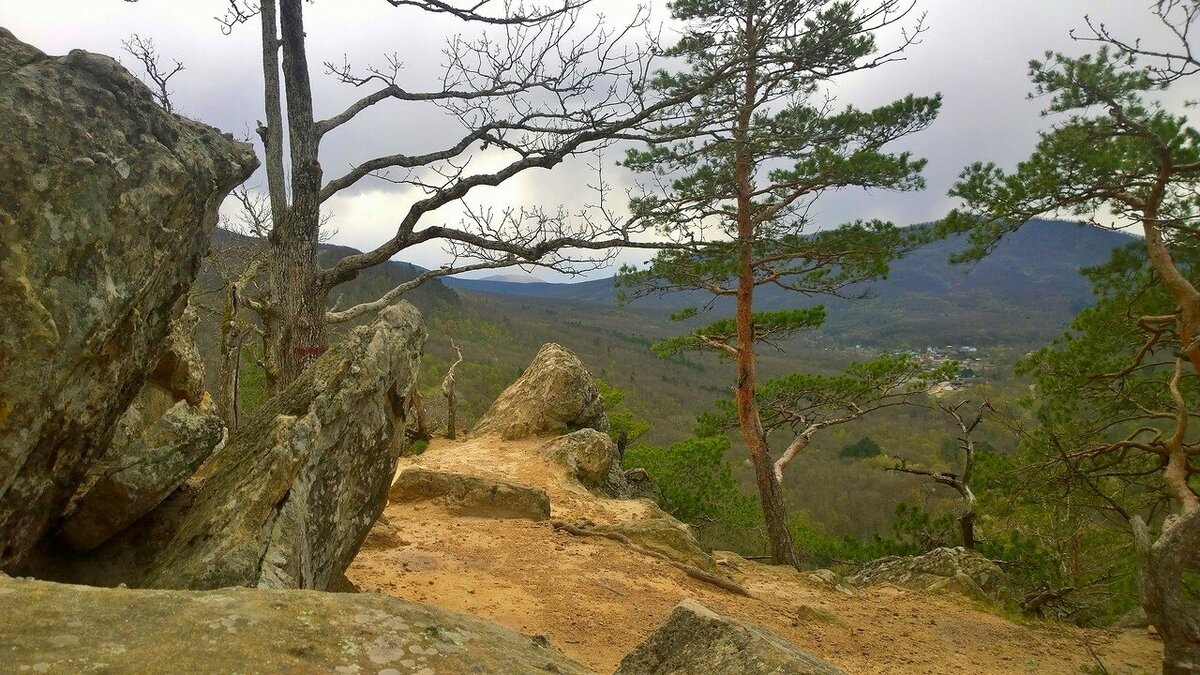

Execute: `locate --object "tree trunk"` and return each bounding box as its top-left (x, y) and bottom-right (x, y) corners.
top-left (217, 318), bottom-right (245, 430)
top-left (730, 3), bottom-right (799, 570)
top-left (444, 389), bottom-right (457, 440)
top-left (268, 0), bottom-right (328, 387)
top-left (958, 512), bottom-right (975, 550)
top-left (1133, 509), bottom-right (1200, 675)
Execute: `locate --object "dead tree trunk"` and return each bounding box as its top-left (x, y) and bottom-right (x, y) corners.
top-left (441, 342), bottom-right (464, 440)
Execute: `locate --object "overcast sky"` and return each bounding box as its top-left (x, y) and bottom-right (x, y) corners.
top-left (4, 1), bottom-right (1191, 279)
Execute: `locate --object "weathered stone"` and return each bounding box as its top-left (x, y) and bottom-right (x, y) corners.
top-left (390, 468), bottom-right (551, 521)
top-left (538, 429), bottom-right (623, 493)
top-left (59, 401), bottom-right (225, 552)
top-left (0, 28), bottom-right (258, 570)
top-left (473, 343), bottom-right (609, 440)
top-left (615, 599), bottom-right (845, 675)
top-left (148, 301), bottom-right (207, 406)
top-left (0, 574), bottom-right (591, 674)
top-left (598, 518), bottom-right (716, 572)
top-left (847, 547), bottom-right (1011, 602)
top-left (807, 569), bottom-right (855, 596)
top-left (143, 303), bottom-right (426, 591)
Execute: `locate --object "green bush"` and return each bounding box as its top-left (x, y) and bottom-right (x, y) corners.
top-left (839, 436), bottom-right (883, 460)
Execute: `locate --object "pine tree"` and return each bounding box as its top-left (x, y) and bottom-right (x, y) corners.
top-left (618, 0), bottom-right (940, 567)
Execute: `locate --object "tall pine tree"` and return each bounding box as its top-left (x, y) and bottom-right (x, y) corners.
top-left (618, 0), bottom-right (940, 567)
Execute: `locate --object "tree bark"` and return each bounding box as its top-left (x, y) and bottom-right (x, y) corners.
top-left (1133, 509), bottom-right (1200, 675)
top-left (730, 3), bottom-right (800, 570)
top-left (958, 511), bottom-right (975, 551)
top-left (268, 0), bottom-right (328, 387)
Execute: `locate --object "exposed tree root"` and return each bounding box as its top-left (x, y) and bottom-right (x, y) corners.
top-left (550, 520), bottom-right (752, 597)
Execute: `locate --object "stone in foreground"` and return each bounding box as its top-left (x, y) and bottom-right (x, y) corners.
top-left (0, 574), bottom-right (591, 674)
top-left (473, 343), bottom-right (609, 440)
top-left (615, 599), bottom-right (845, 675)
top-left (390, 468), bottom-right (551, 521)
top-left (144, 303), bottom-right (426, 591)
top-left (0, 28), bottom-right (257, 570)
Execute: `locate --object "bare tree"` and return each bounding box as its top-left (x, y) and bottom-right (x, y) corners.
top-left (441, 341), bottom-right (464, 440)
top-left (195, 0), bottom-right (737, 390)
top-left (121, 34), bottom-right (185, 112)
top-left (890, 399), bottom-right (992, 550)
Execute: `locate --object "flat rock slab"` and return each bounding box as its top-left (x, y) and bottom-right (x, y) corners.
top-left (390, 468), bottom-right (551, 521)
top-left (615, 599), bottom-right (845, 675)
top-left (0, 574), bottom-right (591, 674)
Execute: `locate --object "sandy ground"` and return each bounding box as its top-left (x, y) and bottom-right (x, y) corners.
top-left (348, 436), bottom-right (1162, 674)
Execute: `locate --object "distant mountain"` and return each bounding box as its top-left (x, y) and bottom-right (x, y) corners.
top-left (445, 220), bottom-right (1137, 347)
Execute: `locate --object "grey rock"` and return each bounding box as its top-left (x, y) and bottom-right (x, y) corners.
top-left (807, 569), bottom-right (855, 596)
top-left (0, 574), bottom-right (591, 674)
top-left (0, 28), bottom-right (257, 569)
top-left (847, 547), bottom-right (1011, 602)
top-left (615, 598), bottom-right (845, 675)
top-left (538, 429), bottom-right (624, 494)
top-left (473, 343), bottom-right (609, 440)
top-left (59, 401), bottom-right (225, 552)
top-left (143, 303), bottom-right (426, 591)
top-left (390, 468), bottom-right (551, 521)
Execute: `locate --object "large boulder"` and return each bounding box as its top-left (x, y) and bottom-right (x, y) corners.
top-left (0, 28), bottom-right (258, 570)
top-left (0, 574), bottom-right (591, 674)
top-left (143, 303), bottom-right (426, 591)
top-left (847, 547), bottom-right (1011, 602)
top-left (59, 401), bottom-right (225, 552)
top-left (538, 429), bottom-right (624, 494)
top-left (390, 468), bottom-right (551, 521)
top-left (473, 343), bottom-right (609, 440)
top-left (615, 599), bottom-right (845, 675)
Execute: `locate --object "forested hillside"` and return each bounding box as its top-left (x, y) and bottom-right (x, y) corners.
top-left (448, 219), bottom-right (1135, 346)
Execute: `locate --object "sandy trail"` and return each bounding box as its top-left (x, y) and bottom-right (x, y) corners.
top-left (348, 437), bottom-right (1161, 674)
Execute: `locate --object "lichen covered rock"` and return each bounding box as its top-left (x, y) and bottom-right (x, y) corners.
top-left (59, 401), bottom-right (225, 552)
top-left (0, 28), bottom-right (257, 570)
top-left (615, 599), bottom-right (845, 675)
top-left (390, 468), bottom-right (551, 521)
top-left (847, 547), bottom-right (1011, 602)
top-left (473, 343), bottom-right (608, 440)
top-left (143, 303), bottom-right (426, 591)
top-left (0, 574), bottom-right (591, 674)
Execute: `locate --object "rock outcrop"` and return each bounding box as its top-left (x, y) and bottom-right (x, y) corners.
top-left (538, 429), bottom-right (625, 494)
top-left (0, 28), bottom-right (258, 570)
top-left (390, 468), bottom-right (551, 521)
top-left (615, 599), bottom-right (845, 675)
top-left (0, 574), bottom-right (590, 674)
top-left (473, 343), bottom-right (608, 440)
top-left (59, 401), bottom-right (225, 552)
top-left (143, 303), bottom-right (426, 591)
top-left (847, 547), bottom-right (1011, 602)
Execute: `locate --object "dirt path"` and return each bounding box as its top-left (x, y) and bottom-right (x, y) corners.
top-left (348, 437), bottom-right (1161, 674)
